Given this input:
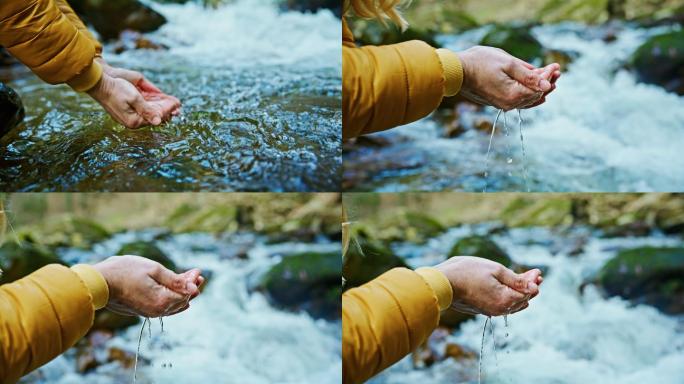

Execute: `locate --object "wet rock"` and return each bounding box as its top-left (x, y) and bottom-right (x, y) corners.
top-left (352, 19), bottom-right (441, 48)
top-left (0, 83), bottom-right (24, 138)
top-left (77, 348), bottom-right (99, 373)
top-left (343, 229), bottom-right (408, 288)
top-left (445, 342), bottom-right (476, 360)
top-left (412, 328), bottom-right (476, 368)
top-left (116, 241), bottom-right (176, 271)
top-left (438, 309), bottom-right (474, 329)
top-left (69, 0), bottom-right (166, 40)
top-left (630, 30), bottom-right (684, 95)
top-left (0, 241), bottom-right (64, 284)
top-left (108, 347), bottom-right (136, 369)
top-left (480, 25), bottom-right (544, 64)
top-left (260, 251), bottom-right (341, 320)
top-left (113, 30), bottom-right (169, 54)
top-left (595, 247), bottom-right (684, 314)
top-left (448, 235), bottom-right (512, 267)
top-left (501, 197), bottom-right (574, 227)
top-left (377, 211), bottom-right (445, 244)
top-left (281, 0), bottom-right (341, 17)
top-left (543, 49), bottom-right (577, 68)
top-left (32, 216), bottom-right (111, 249)
top-left (92, 309), bottom-right (140, 331)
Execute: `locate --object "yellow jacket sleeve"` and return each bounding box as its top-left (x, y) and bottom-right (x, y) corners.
top-left (342, 19), bottom-right (464, 139)
top-left (0, 264), bottom-right (109, 383)
top-left (342, 267), bottom-right (453, 384)
top-left (0, 0), bottom-right (102, 91)
top-left (55, 0), bottom-right (103, 58)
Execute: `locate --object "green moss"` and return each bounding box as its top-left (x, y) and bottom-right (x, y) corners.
top-left (0, 241), bottom-right (65, 284)
top-left (116, 241), bottom-right (176, 271)
top-left (448, 235), bottom-right (511, 266)
top-left (343, 233), bottom-right (408, 288)
top-left (480, 25), bottom-right (545, 63)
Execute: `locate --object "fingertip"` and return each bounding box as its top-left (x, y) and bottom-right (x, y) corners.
top-left (539, 79), bottom-right (551, 92)
top-left (152, 116), bottom-right (162, 125)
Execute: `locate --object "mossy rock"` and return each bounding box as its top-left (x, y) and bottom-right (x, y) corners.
top-left (0, 83), bottom-right (24, 138)
top-left (116, 241), bottom-right (176, 271)
top-left (595, 247), bottom-right (684, 314)
top-left (631, 30), bottom-right (684, 95)
top-left (260, 251), bottom-right (341, 320)
top-left (448, 236), bottom-right (511, 267)
top-left (403, 211), bottom-right (446, 241)
top-left (166, 204), bottom-right (238, 234)
top-left (69, 0), bottom-right (166, 40)
top-left (501, 197), bottom-right (574, 227)
top-left (352, 20), bottom-right (441, 48)
top-left (36, 217), bottom-right (111, 249)
top-left (343, 234), bottom-right (408, 289)
top-left (0, 241), bottom-right (65, 284)
top-left (480, 25), bottom-right (544, 64)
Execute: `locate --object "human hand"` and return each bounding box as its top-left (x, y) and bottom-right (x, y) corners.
top-left (95, 58), bottom-right (181, 117)
top-left (457, 46), bottom-right (561, 110)
top-left (93, 255), bottom-right (204, 317)
top-left (434, 256), bottom-right (543, 316)
top-left (87, 73), bottom-right (175, 129)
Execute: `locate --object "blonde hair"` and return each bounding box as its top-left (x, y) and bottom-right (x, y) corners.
top-left (344, 0), bottom-right (410, 30)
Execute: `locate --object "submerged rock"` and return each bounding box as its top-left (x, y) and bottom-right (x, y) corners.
top-left (0, 83), bottom-right (24, 137)
top-left (595, 247), bottom-right (684, 314)
top-left (113, 30), bottom-right (169, 54)
top-left (69, 0), bottom-right (166, 40)
top-left (448, 235), bottom-right (512, 267)
top-left (631, 30), bottom-right (684, 95)
top-left (116, 241), bottom-right (176, 271)
top-left (480, 25), bottom-right (544, 64)
top-left (0, 241), bottom-right (64, 284)
top-left (343, 232), bottom-right (408, 288)
top-left (260, 251), bottom-right (341, 320)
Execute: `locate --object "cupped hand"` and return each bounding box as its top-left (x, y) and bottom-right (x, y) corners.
top-left (434, 256), bottom-right (543, 316)
top-left (93, 255), bottom-right (204, 317)
top-left (457, 46), bottom-right (560, 111)
top-left (95, 58), bottom-right (181, 117)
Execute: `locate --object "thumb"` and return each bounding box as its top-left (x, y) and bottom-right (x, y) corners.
top-left (130, 92), bottom-right (162, 126)
top-left (150, 265), bottom-right (190, 295)
top-left (496, 267), bottom-right (537, 295)
top-left (507, 61), bottom-right (551, 92)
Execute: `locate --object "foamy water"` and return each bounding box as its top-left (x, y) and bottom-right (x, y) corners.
top-left (371, 226), bottom-right (684, 383)
top-left (343, 23), bottom-right (684, 192)
top-left (23, 232), bottom-right (341, 384)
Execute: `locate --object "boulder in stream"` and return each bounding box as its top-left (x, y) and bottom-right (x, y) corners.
top-left (0, 241), bottom-right (65, 284)
top-left (343, 232), bottom-right (408, 288)
top-left (69, 0), bottom-right (167, 40)
top-left (260, 251), bottom-right (341, 320)
top-left (281, 0), bottom-right (341, 17)
top-left (116, 241), bottom-right (176, 271)
top-left (480, 25), bottom-right (544, 64)
top-left (0, 83), bottom-right (24, 138)
top-left (631, 30), bottom-right (684, 95)
top-left (448, 235), bottom-right (512, 267)
top-left (595, 246), bottom-right (684, 314)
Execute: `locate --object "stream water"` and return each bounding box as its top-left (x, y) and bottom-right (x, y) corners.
top-left (369, 225), bottom-right (684, 384)
top-left (0, 0), bottom-right (341, 192)
top-left (343, 23), bottom-right (684, 192)
top-left (19, 231), bottom-right (341, 384)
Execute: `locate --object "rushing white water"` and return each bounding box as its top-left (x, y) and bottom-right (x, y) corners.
top-left (343, 23), bottom-right (684, 192)
top-left (23, 231), bottom-right (341, 384)
top-left (371, 225), bottom-right (684, 384)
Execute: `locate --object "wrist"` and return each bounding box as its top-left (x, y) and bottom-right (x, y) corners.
top-left (416, 266), bottom-right (453, 310)
top-left (436, 49), bottom-right (464, 97)
top-left (72, 264), bottom-right (110, 310)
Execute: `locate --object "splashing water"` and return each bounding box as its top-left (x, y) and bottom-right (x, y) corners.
top-left (483, 110), bottom-right (503, 192)
top-left (479, 316), bottom-right (490, 383)
top-left (133, 317), bottom-right (150, 383)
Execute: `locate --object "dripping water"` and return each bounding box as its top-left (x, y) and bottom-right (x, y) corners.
top-left (503, 112), bottom-right (514, 178)
top-left (479, 316), bottom-right (491, 384)
top-left (483, 110), bottom-right (502, 192)
top-left (133, 317), bottom-right (151, 383)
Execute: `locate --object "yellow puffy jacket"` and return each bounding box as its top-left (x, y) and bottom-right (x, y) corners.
top-left (342, 267), bottom-right (453, 384)
top-left (0, 264), bottom-right (109, 383)
top-left (342, 18), bottom-right (464, 139)
top-left (0, 0), bottom-right (103, 91)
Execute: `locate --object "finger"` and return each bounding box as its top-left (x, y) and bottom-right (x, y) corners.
top-left (150, 265), bottom-right (195, 295)
top-left (166, 302), bottom-right (190, 316)
top-left (506, 61), bottom-right (551, 92)
top-left (136, 78), bottom-right (163, 94)
top-left (130, 93), bottom-right (162, 126)
top-left (523, 96), bottom-right (546, 109)
top-left (496, 267), bottom-right (537, 294)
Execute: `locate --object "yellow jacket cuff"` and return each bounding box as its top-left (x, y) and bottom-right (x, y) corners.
top-left (416, 267), bottom-right (453, 311)
top-left (66, 61), bottom-right (103, 92)
top-left (435, 48), bottom-right (464, 97)
top-left (71, 264), bottom-right (109, 310)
